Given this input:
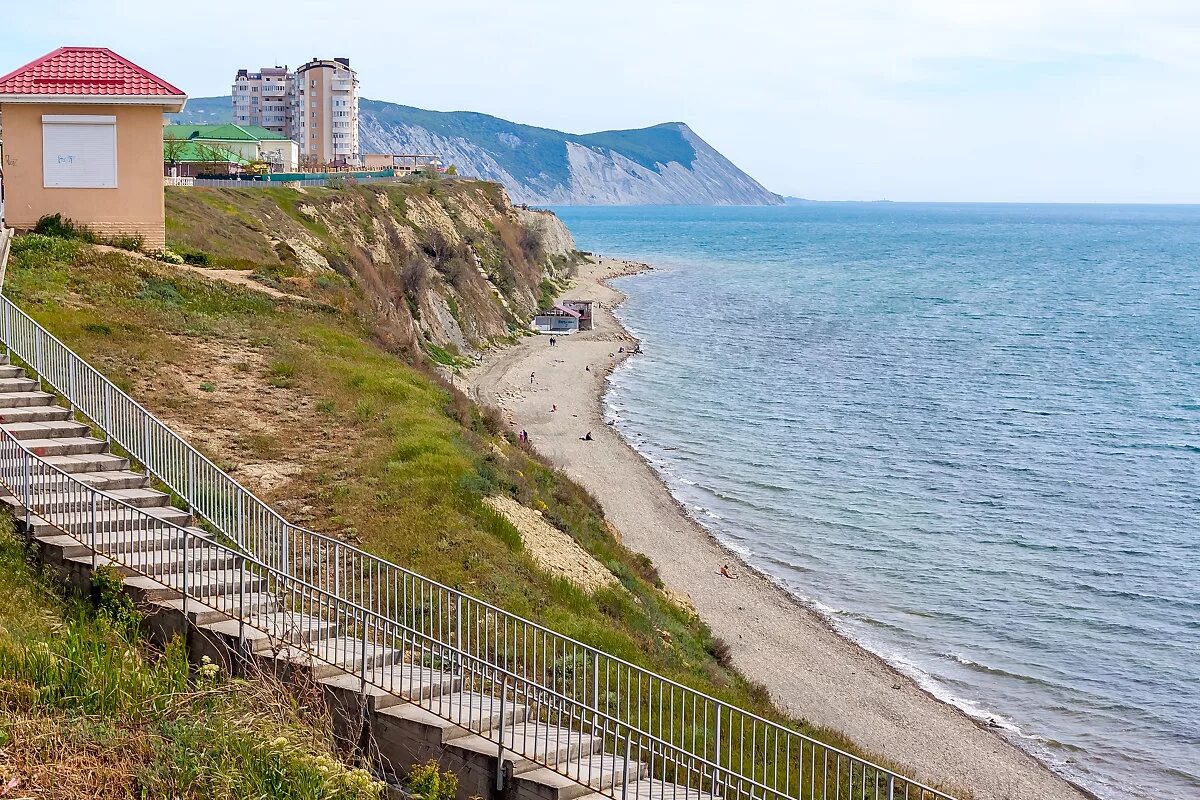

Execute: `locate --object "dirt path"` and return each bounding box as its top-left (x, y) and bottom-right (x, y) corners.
top-left (92, 245), bottom-right (311, 303)
top-left (463, 257), bottom-right (1092, 800)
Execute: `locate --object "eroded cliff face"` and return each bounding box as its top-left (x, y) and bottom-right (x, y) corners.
top-left (164, 180), bottom-right (579, 360)
top-left (358, 114), bottom-right (782, 206)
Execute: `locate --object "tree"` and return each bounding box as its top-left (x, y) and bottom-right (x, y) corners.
top-left (192, 142), bottom-right (242, 174)
top-left (163, 133), bottom-right (189, 169)
top-left (445, 164), bottom-right (458, 176)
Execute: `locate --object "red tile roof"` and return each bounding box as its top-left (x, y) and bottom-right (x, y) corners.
top-left (0, 47), bottom-right (185, 98)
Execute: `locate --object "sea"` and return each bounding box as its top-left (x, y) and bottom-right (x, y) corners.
top-left (550, 203), bottom-right (1199, 800)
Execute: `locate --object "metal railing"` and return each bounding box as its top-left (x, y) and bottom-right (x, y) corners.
top-left (0, 291), bottom-right (958, 800)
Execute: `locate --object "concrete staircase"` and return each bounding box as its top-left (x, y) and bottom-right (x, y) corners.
top-left (0, 353), bottom-right (702, 800)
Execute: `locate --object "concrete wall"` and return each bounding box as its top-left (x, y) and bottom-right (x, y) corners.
top-left (1, 102), bottom-right (167, 249)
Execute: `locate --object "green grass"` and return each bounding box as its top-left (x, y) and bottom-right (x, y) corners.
top-left (0, 517), bottom-right (383, 800)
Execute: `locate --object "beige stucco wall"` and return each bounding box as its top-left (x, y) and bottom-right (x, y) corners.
top-left (0, 103), bottom-right (166, 249)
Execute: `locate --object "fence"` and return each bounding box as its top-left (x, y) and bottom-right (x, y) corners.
top-left (0, 290), bottom-right (958, 800)
top-left (187, 174), bottom-right (411, 189)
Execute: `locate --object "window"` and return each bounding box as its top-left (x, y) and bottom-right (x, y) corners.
top-left (42, 115), bottom-right (117, 189)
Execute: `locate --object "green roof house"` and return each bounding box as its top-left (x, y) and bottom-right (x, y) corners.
top-left (163, 123), bottom-right (298, 173)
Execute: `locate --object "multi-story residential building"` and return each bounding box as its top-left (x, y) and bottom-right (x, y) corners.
top-left (230, 57), bottom-right (359, 167)
top-left (294, 58), bottom-right (359, 167)
top-left (232, 66), bottom-right (294, 138)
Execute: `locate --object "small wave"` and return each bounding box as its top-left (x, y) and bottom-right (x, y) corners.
top-left (940, 652), bottom-right (1059, 689)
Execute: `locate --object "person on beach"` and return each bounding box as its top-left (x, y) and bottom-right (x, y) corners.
top-left (551, 404), bottom-right (557, 413)
top-left (530, 372), bottom-right (535, 385)
top-left (580, 431), bottom-right (594, 441)
top-left (719, 564), bottom-right (737, 579)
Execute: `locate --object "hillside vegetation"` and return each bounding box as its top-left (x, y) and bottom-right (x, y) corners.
top-left (0, 517), bottom-right (382, 799)
top-left (1, 182), bottom-right (924, 794)
top-left (5, 227), bottom-right (788, 724)
top-left (163, 180), bottom-right (579, 361)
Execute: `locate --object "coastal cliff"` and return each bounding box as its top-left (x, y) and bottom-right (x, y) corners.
top-left (163, 180), bottom-right (580, 362)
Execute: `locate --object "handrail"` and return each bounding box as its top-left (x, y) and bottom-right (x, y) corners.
top-left (0, 289), bottom-right (958, 800)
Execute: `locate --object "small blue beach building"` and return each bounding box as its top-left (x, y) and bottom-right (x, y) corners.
top-left (532, 304), bottom-right (582, 334)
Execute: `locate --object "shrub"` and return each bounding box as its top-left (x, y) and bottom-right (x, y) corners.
top-left (104, 234), bottom-right (144, 252)
top-left (32, 213), bottom-right (96, 242)
top-left (152, 248), bottom-right (186, 265)
top-left (406, 760), bottom-right (458, 800)
top-left (705, 636), bottom-right (734, 668)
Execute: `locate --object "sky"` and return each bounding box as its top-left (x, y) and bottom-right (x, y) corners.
top-left (3, 0), bottom-right (1199, 202)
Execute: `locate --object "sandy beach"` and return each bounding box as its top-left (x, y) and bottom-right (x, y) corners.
top-left (463, 256), bottom-right (1093, 800)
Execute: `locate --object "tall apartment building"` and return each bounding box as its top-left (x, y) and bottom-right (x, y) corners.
top-left (232, 66), bottom-right (294, 138)
top-left (295, 58), bottom-right (359, 167)
top-left (230, 57), bottom-right (359, 167)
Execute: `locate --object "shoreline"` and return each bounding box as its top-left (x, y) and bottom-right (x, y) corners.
top-left (464, 256), bottom-right (1094, 800)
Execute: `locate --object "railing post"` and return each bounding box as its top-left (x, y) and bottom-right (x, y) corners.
top-left (713, 705), bottom-right (722, 797)
top-left (496, 673), bottom-right (509, 791)
top-left (455, 594), bottom-right (463, 675)
top-left (360, 608), bottom-right (369, 693)
top-left (89, 492), bottom-right (97, 572)
top-left (281, 520), bottom-right (289, 579)
top-left (887, 775), bottom-right (895, 800)
top-left (186, 453), bottom-right (194, 515)
top-left (592, 651), bottom-right (602, 739)
top-left (238, 554), bottom-right (245, 651)
top-left (103, 383), bottom-right (112, 443)
top-left (622, 730), bottom-right (632, 800)
top-left (181, 527), bottom-right (189, 631)
top-left (22, 451), bottom-right (30, 528)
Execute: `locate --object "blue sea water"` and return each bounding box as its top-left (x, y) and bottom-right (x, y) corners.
top-left (551, 203), bottom-right (1200, 800)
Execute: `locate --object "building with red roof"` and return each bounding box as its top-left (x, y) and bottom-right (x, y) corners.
top-left (0, 47), bottom-right (187, 249)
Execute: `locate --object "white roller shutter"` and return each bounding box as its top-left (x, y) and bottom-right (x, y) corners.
top-left (42, 115), bottom-right (117, 189)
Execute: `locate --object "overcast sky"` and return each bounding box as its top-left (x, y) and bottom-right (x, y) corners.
top-left (4, 0), bottom-right (1198, 202)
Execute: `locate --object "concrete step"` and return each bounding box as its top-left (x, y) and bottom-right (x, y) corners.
top-left (0, 377), bottom-right (39, 393)
top-left (2, 419), bottom-right (92, 440)
top-left (76, 470), bottom-right (151, 491)
top-left (182, 568), bottom-right (270, 600)
top-left (72, 524), bottom-right (210, 556)
top-left (16, 487), bottom-right (171, 512)
top-left (206, 611), bottom-right (342, 653)
top-left (118, 567), bottom-right (268, 603)
top-left (279, 636), bottom-right (404, 679)
top-left (377, 687), bottom-right (524, 742)
top-left (21, 436), bottom-right (107, 457)
top-left (0, 390), bottom-right (55, 407)
top-left (573, 778), bottom-right (707, 800)
top-left (511, 753), bottom-right (652, 800)
top-left (115, 546), bottom-right (241, 577)
top-left (158, 593), bottom-right (282, 626)
top-left (42, 452), bottom-right (129, 474)
top-left (327, 663), bottom-right (465, 709)
top-left (0, 404), bottom-right (71, 423)
top-left (25, 504), bottom-right (191, 535)
top-left (488, 722), bottom-right (604, 774)
top-left (0, 365), bottom-right (25, 379)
